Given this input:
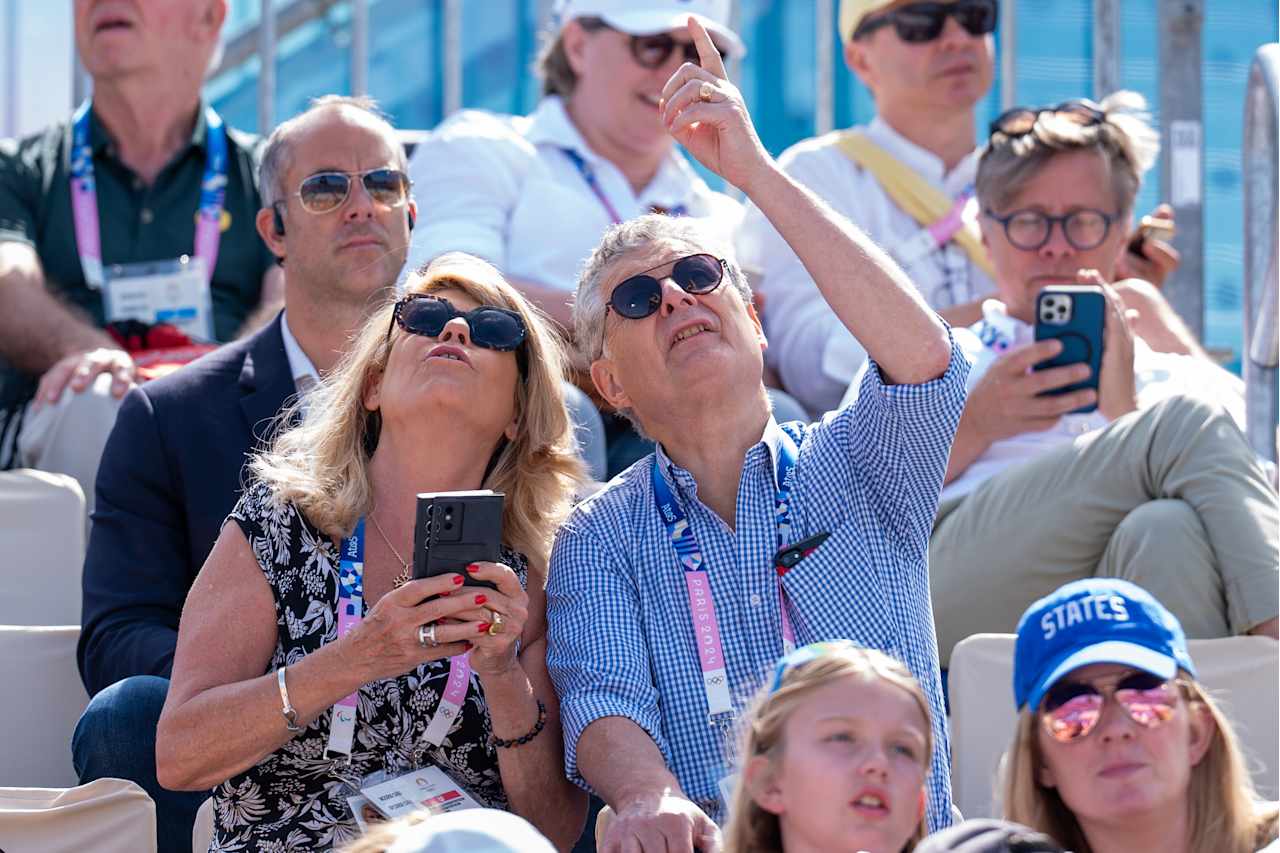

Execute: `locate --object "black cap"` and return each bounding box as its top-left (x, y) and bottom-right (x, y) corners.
top-left (914, 820), bottom-right (1067, 853)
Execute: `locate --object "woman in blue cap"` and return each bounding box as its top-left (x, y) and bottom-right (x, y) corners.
top-left (1000, 578), bottom-right (1277, 853)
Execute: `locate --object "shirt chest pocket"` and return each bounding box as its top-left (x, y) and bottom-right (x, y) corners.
top-left (781, 518), bottom-right (900, 656)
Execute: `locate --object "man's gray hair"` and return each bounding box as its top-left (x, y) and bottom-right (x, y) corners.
top-left (258, 95), bottom-right (406, 208)
top-left (976, 90), bottom-right (1159, 218)
top-left (572, 214), bottom-right (752, 369)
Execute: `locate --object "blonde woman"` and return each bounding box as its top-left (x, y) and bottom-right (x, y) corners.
top-left (724, 641), bottom-right (933, 853)
top-left (155, 253), bottom-right (586, 851)
top-left (1002, 578), bottom-right (1279, 853)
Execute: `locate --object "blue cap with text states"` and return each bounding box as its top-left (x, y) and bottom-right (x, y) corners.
top-left (1013, 578), bottom-right (1195, 711)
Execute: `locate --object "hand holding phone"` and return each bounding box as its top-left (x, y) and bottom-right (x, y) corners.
top-left (412, 491), bottom-right (502, 591)
top-left (1033, 285), bottom-right (1105, 415)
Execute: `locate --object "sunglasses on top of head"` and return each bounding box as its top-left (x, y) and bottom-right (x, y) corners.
top-left (293, 168), bottom-right (411, 214)
top-left (1039, 670), bottom-right (1185, 744)
top-left (853, 0), bottom-right (998, 43)
top-left (387, 294), bottom-right (528, 354)
top-left (606, 253), bottom-right (728, 320)
top-left (580, 18), bottom-right (723, 69)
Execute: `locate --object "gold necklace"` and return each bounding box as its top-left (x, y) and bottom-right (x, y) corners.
top-left (369, 513), bottom-right (411, 589)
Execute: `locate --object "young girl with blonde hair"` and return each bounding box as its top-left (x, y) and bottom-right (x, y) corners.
top-left (725, 641), bottom-right (934, 853)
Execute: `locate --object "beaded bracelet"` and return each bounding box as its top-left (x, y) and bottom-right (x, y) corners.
top-left (491, 700), bottom-right (546, 749)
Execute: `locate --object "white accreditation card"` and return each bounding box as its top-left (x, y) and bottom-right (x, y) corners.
top-left (103, 256), bottom-right (215, 342)
top-left (359, 766), bottom-right (483, 820)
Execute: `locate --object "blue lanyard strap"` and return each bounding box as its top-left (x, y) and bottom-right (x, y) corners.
top-left (561, 148), bottom-right (689, 225)
top-left (70, 101), bottom-right (228, 290)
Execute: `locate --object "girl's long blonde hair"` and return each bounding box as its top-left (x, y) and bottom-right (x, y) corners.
top-left (724, 645), bottom-right (933, 853)
top-left (250, 252), bottom-right (584, 574)
top-left (1001, 674), bottom-right (1279, 853)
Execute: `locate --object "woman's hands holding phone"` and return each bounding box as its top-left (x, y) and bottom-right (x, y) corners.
top-left (336, 574), bottom-right (486, 683)
top-left (449, 561), bottom-right (529, 678)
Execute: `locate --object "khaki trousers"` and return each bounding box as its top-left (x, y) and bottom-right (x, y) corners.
top-left (931, 395), bottom-right (1280, 666)
top-left (15, 373), bottom-right (122, 514)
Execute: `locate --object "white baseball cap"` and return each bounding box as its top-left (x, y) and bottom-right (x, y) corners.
top-left (384, 809), bottom-right (556, 853)
top-left (553, 0), bottom-right (746, 59)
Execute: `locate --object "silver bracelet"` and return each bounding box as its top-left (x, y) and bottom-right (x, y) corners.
top-left (277, 667), bottom-right (303, 734)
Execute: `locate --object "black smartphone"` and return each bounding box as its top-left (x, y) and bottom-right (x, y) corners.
top-left (412, 490), bottom-right (502, 590)
top-left (1033, 286), bottom-right (1105, 415)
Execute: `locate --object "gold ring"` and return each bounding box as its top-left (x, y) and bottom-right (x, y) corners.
top-left (698, 82), bottom-right (716, 103)
top-left (487, 611), bottom-right (506, 637)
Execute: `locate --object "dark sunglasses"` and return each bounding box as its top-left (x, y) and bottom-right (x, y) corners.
top-left (853, 0), bottom-right (998, 43)
top-left (983, 207), bottom-right (1115, 252)
top-left (1040, 671), bottom-right (1183, 744)
top-left (606, 253), bottom-right (728, 320)
top-left (295, 168), bottom-right (411, 214)
top-left (989, 99), bottom-right (1107, 139)
top-left (581, 18), bottom-right (721, 69)
top-left (387, 294), bottom-right (527, 353)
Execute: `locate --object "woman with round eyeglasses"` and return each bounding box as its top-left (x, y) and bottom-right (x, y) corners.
top-left (1001, 578), bottom-right (1278, 853)
top-left (155, 253), bottom-right (587, 850)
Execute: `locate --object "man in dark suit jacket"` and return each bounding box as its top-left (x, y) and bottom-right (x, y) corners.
top-left (73, 95), bottom-right (417, 853)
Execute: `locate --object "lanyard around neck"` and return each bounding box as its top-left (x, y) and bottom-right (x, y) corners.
top-left (561, 148), bottom-right (689, 226)
top-left (325, 518), bottom-right (471, 759)
top-left (650, 431), bottom-right (801, 721)
top-left (69, 100), bottom-right (229, 290)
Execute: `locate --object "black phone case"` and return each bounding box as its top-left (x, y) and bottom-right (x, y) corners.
top-left (1033, 286), bottom-right (1105, 415)
top-left (412, 492), bottom-right (502, 590)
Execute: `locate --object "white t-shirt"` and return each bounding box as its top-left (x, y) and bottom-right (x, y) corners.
top-left (405, 96), bottom-right (742, 292)
top-left (933, 300), bottom-right (1246, 501)
top-left (735, 117), bottom-right (996, 416)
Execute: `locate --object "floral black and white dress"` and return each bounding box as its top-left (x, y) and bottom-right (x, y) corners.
top-left (208, 479), bottom-right (523, 852)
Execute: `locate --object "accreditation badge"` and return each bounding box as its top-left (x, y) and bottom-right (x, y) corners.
top-left (358, 765), bottom-right (483, 820)
top-left (102, 256), bottom-right (215, 343)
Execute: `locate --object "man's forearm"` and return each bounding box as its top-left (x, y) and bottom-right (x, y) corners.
top-left (0, 243), bottom-right (114, 373)
top-left (577, 716), bottom-right (682, 807)
top-left (737, 165), bottom-right (950, 385)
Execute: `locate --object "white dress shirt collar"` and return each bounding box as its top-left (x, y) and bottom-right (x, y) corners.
top-left (279, 311), bottom-right (321, 391)
top-left (865, 115), bottom-right (982, 188)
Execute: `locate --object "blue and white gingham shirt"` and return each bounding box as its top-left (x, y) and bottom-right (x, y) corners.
top-left (546, 337), bottom-right (968, 831)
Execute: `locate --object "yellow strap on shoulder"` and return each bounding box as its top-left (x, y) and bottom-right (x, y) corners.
top-left (835, 130), bottom-right (996, 278)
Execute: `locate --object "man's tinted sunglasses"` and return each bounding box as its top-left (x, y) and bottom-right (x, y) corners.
top-left (295, 168), bottom-right (411, 214)
top-left (853, 0), bottom-right (998, 43)
top-left (388, 294), bottom-right (527, 352)
top-left (607, 254), bottom-right (728, 320)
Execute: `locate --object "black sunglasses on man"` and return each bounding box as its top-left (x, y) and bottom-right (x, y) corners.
top-left (853, 0), bottom-right (998, 43)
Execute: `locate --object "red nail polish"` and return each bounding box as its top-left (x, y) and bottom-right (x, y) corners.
top-left (474, 594), bottom-right (487, 606)
top-left (453, 575), bottom-right (464, 585)
top-left (466, 564), bottom-right (479, 573)
top-left (440, 591), bottom-right (451, 598)
top-left (478, 623), bottom-right (490, 634)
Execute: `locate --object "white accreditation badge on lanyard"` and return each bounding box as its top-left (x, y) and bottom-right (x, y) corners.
top-left (69, 100), bottom-right (227, 343)
top-left (326, 518), bottom-right (474, 760)
top-left (358, 765), bottom-right (484, 820)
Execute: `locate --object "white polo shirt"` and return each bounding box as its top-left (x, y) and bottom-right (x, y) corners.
top-left (405, 96), bottom-right (742, 292)
top-left (735, 117), bottom-right (996, 416)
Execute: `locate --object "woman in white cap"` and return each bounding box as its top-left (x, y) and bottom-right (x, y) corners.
top-left (1001, 578), bottom-right (1278, 853)
top-left (405, 1), bottom-right (809, 477)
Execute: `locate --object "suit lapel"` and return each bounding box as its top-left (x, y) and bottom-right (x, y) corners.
top-left (239, 313), bottom-right (297, 449)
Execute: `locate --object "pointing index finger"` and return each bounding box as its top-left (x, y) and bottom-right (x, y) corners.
top-left (687, 15), bottom-right (727, 80)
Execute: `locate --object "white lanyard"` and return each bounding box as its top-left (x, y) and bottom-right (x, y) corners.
top-left (326, 520), bottom-right (472, 758)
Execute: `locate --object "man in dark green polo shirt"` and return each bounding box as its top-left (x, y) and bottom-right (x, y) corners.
top-left (0, 0), bottom-right (280, 510)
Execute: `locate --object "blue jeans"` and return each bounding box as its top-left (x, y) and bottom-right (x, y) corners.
top-left (72, 675), bottom-right (209, 853)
